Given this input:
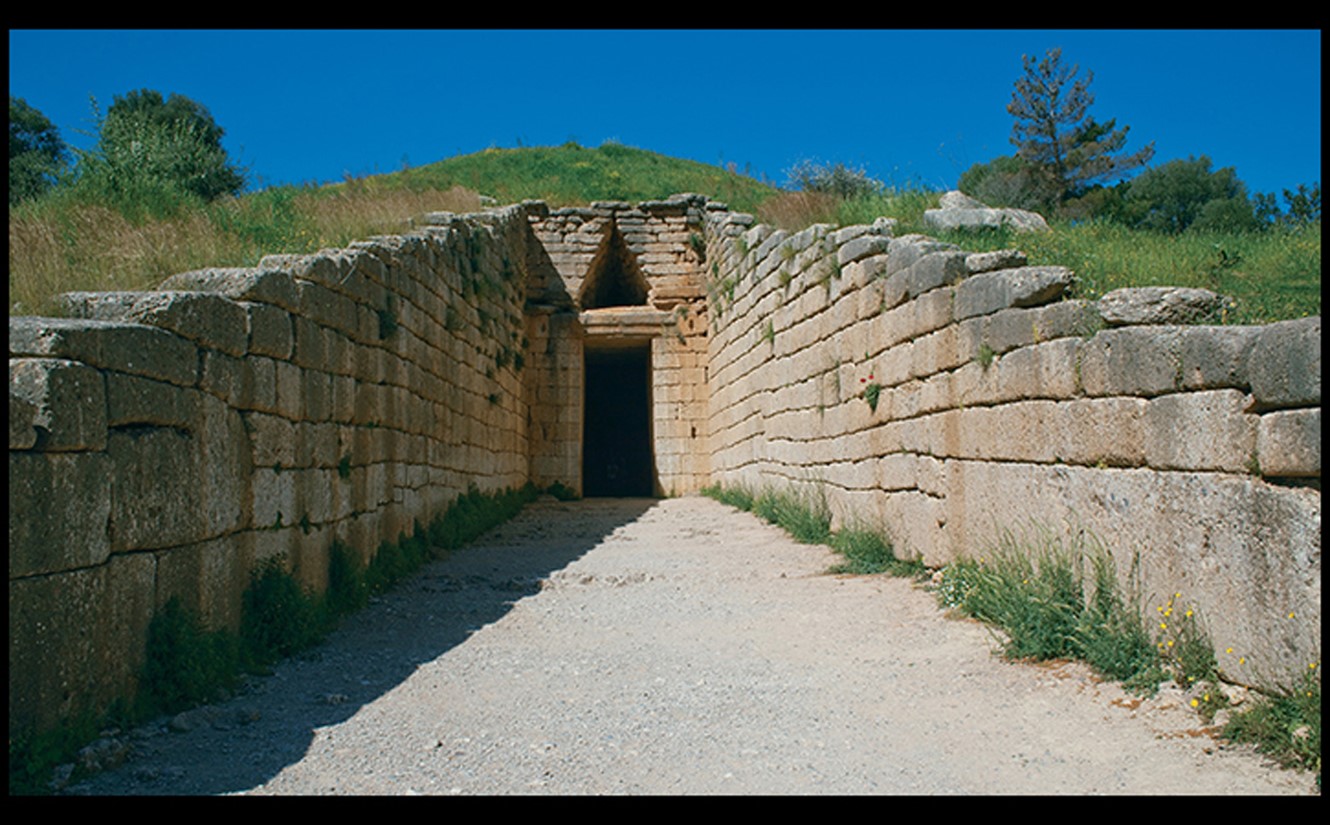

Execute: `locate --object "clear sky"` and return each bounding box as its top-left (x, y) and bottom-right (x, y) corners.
top-left (8, 29), bottom-right (1322, 200)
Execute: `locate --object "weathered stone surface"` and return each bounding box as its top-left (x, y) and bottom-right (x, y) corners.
top-left (966, 249), bottom-right (1027, 274)
top-left (10, 317), bottom-right (198, 387)
top-left (906, 251), bottom-right (969, 298)
top-left (9, 552), bottom-right (156, 734)
top-left (837, 235), bottom-right (891, 267)
top-left (1258, 408), bottom-right (1321, 477)
top-left (1248, 316), bottom-right (1321, 408)
top-left (923, 191), bottom-right (1050, 233)
top-left (9, 358), bottom-right (107, 451)
top-left (64, 291), bottom-right (249, 358)
top-left (1078, 327), bottom-right (1183, 397)
top-left (1144, 389), bottom-right (1257, 472)
top-left (159, 267), bottom-right (300, 313)
top-left (1097, 286), bottom-right (1230, 326)
top-left (954, 266), bottom-right (1074, 319)
top-left (10, 389), bottom-right (37, 449)
top-left (9, 450), bottom-right (113, 577)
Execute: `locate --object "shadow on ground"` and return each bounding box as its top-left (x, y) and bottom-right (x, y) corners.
top-left (64, 497), bottom-right (660, 796)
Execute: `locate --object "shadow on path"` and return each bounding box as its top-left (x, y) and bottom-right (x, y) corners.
top-left (64, 497), bottom-right (659, 796)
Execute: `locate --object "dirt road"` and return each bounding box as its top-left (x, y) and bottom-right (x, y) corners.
top-left (63, 496), bottom-right (1315, 795)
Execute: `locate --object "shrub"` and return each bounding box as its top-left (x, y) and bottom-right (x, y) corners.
top-left (786, 159), bottom-right (884, 200)
top-left (240, 557), bottom-right (322, 668)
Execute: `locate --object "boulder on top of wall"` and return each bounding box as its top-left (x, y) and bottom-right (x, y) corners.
top-left (159, 267), bottom-right (300, 313)
top-left (60, 291), bottom-right (249, 358)
top-left (1097, 286), bottom-right (1232, 327)
top-left (923, 190), bottom-right (1050, 233)
top-left (954, 266), bottom-right (1075, 319)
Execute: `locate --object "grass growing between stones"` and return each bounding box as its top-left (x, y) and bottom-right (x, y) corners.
top-left (9, 482), bottom-right (544, 795)
top-left (934, 525), bottom-right (1321, 785)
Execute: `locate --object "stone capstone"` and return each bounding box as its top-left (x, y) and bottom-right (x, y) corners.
top-left (1097, 286), bottom-right (1231, 326)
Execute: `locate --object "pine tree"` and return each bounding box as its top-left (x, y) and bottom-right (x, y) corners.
top-left (1007, 48), bottom-right (1154, 210)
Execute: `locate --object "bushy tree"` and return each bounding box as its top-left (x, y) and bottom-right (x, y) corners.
top-left (1123, 155), bottom-right (1260, 233)
top-left (1254, 182), bottom-right (1321, 228)
top-left (77, 89), bottom-right (245, 208)
top-left (957, 154), bottom-right (1058, 211)
top-left (786, 159), bottom-right (884, 199)
top-left (9, 96), bottom-right (68, 205)
top-left (1007, 48), bottom-right (1155, 211)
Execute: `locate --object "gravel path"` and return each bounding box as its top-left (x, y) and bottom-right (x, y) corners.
top-left (63, 496), bottom-right (1315, 795)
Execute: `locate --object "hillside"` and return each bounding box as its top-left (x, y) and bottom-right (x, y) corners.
top-left (326, 142), bottom-right (783, 214)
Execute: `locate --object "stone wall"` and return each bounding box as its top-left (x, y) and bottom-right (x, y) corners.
top-left (8, 191), bottom-right (1322, 738)
top-left (10, 205), bottom-right (534, 734)
top-left (524, 196), bottom-right (712, 496)
top-left (703, 209), bottom-right (1321, 682)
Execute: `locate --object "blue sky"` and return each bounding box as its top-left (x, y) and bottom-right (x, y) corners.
top-left (8, 29), bottom-right (1322, 200)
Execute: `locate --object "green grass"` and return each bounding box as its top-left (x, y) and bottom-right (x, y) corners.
top-left (1224, 664), bottom-right (1322, 779)
top-left (927, 218), bottom-right (1321, 325)
top-left (934, 525), bottom-right (1320, 784)
top-left (701, 483), bottom-right (924, 578)
top-left (380, 141), bottom-right (781, 213)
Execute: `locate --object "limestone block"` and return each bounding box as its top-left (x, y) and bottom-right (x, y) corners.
top-left (298, 420), bottom-right (339, 468)
top-left (247, 411), bottom-right (297, 468)
top-left (200, 349), bottom-right (254, 409)
top-left (9, 358), bottom-right (107, 451)
top-left (966, 249), bottom-right (1028, 274)
top-left (954, 266), bottom-right (1074, 320)
top-left (1033, 338), bottom-right (1082, 400)
top-left (1257, 408), bottom-right (1320, 477)
top-left (249, 356), bottom-right (278, 414)
top-left (275, 360), bottom-right (303, 420)
top-left (885, 235), bottom-right (960, 279)
top-left (106, 371), bottom-right (197, 429)
top-left (983, 307), bottom-right (1041, 355)
top-left (160, 266), bottom-right (299, 312)
top-left (831, 225), bottom-right (872, 246)
top-left (914, 288), bottom-right (955, 339)
top-left (837, 235), bottom-right (891, 267)
top-left (251, 466), bottom-right (298, 531)
top-left (1097, 286), bottom-right (1229, 326)
top-left (152, 533), bottom-right (254, 632)
top-left (1178, 325), bottom-right (1257, 391)
top-left (9, 450), bottom-right (112, 577)
top-left (1078, 327), bottom-right (1183, 397)
top-left (1248, 316), bottom-right (1321, 408)
top-left (938, 460), bottom-right (1320, 681)
top-left (910, 327), bottom-right (958, 379)
top-left (8, 551), bottom-right (156, 736)
top-left (10, 316), bottom-right (198, 388)
top-left (302, 367), bottom-right (332, 422)
top-left (878, 452), bottom-right (919, 491)
top-left (292, 316), bottom-right (327, 369)
top-left (1056, 397), bottom-right (1149, 467)
top-left (10, 390), bottom-right (36, 449)
top-left (120, 292), bottom-right (250, 357)
top-left (107, 426), bottom-right (208, 550)
top-left (906, 251), bottom-right (969, 299)
top-left (1144, 389), bottom-right (1257, 472)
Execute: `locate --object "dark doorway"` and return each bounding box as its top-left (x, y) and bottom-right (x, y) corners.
top-left (583, 343), bottom-right (655, 497)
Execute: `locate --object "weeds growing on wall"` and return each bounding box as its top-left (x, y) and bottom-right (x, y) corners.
top-left (8, 482), bottom-right (546, 795)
